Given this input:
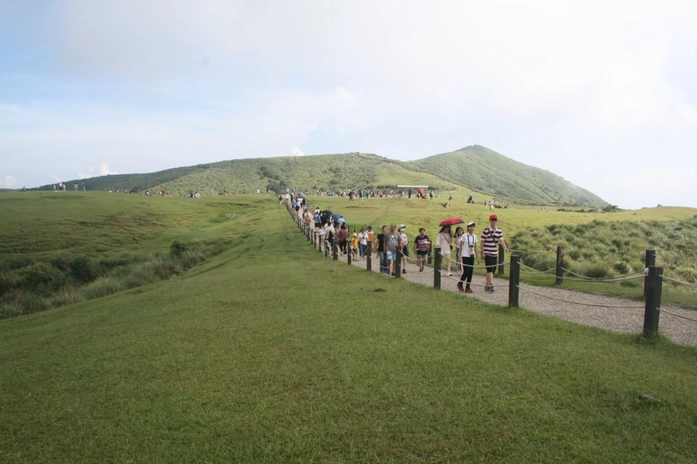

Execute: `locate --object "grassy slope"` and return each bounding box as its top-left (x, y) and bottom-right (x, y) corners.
top-left (410, 145), bottom-right (609, 207)
top-left (34, 154), bottom-right (462, 197)
top-left (32, 147), bottom-right (607, 207)
top-left (1, 195), bottom-right (697, 462)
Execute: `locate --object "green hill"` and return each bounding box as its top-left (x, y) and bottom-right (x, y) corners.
top-left (32, 146), bottom-right (609, 207)
top-left (409, 145), bottom-right (608, 207)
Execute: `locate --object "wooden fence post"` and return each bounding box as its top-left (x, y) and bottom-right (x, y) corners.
top-left (366, 251), bottom-right (372, 271)
top-left (497, 243), bottom-right (505, 276)
top-left (347, 247), bottom-right (352, 265)
top-left (556, 246), bottom-right (564, 285)
top-left (434, 247), bottom-right (441, 289)
top-left (332, 241), bottom-right (338, 260)
top-left (644, 249), bottom-right (656, 299)
top-left (508, 255), bottom-right (520, 307)
top-left (395, 249), bottom-right (402, 278)
top-left (643, 265), bottom-right (663, 338)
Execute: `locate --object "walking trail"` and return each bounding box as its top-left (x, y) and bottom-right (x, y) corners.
top-left (329, 250), bottom-right (697, 347)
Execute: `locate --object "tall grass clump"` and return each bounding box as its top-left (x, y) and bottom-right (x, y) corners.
top-left (81, 277), bottom-right (127, 300)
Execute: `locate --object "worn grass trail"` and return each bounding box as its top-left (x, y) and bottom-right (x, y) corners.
top-left (1, 197), bottom-right (696, 463)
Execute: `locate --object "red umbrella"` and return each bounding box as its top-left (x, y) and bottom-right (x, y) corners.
top-left (439, 218), bottom-right (464, 226)
top-left (417, 188), bottom-right (424, 194)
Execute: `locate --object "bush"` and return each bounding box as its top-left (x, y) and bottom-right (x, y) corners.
top-left (620, 279), bottom-right (640, 288)
top-left (81, 277), bottom-right (126, 300)
top-left (0, 302), bottom-right (23, 319)
top-left (51, 287), bottom-right (85, 307)
top-left (579, 263), bottom-right (611, 279)
top-left (70, 257), bottom-right (94, 283)
top-left (170, 241), bottom-right (187, 257)
top-left (613, 262), bottom-right (630, 275)
top-left (20, 292), bottom-right (51, 315)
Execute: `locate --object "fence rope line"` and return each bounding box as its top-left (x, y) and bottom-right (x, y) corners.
top-left (510, 249), bottom-right (556, 254)
top-left (660, 275), bottom-right (697, 289)
top-left (658, 308), bottom-right (697, 324)
top-left (518, 263), bottom-right (556, 274)
top-left (516, 285), bottom-right (645, 309)
top-left (559, 267), bottom-right (645, 282)
top-left (561, 274), bottom-right (645, 283)
top-left (439, 270), bottom-right (510, 288)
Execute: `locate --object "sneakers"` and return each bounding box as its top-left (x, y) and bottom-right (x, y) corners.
top-left (465, 287), bottom-right (473, 293)
top-left (485, 285), bottom-right (495, 293)
top-left (457, 282), bottom-right (464, 292)
top-left (402, 269), bottom-right (407, 274)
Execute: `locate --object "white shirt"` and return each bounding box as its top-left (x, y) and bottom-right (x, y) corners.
top-left (458, 233), bottom-right (478, 258)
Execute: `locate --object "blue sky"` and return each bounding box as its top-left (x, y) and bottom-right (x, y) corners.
top-left (2, 0), bottom-right (696, 209)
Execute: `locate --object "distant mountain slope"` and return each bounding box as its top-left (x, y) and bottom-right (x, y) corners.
top-left (36, 153), bottom-right (461, 196)
top-left (33, 146), bottom-right (608, 206)
top-left (409, 145), bottom-right (608, 207)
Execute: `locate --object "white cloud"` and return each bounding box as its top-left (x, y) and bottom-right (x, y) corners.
top-left (99, 163), bottom-right (117, 175)
top-left (290, 147), bottom-right (305, 157)
top-left (2, 175), bottom-right (17, 188)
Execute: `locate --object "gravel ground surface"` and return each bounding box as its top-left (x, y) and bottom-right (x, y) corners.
top-left (321, 247), bottom-right (697, 346)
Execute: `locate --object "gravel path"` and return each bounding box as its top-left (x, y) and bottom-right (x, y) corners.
top-left (327, 249), bottom-right (697, 346)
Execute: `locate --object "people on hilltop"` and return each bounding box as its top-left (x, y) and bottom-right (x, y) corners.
top-left (481, 214), bottom-right (509, 293)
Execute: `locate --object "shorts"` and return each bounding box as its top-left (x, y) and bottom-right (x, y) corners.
top-left (485, 255), bottom-right (498, 273)
top-left (402, 247), bottom-right (409, 257)
top-left (387, 251), bottom-right (396, 261)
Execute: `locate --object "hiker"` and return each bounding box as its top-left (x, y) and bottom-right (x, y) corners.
top-left (385, 223), bottom-right (400, 276)
top-left (457, 222), bottom-right (479, 293)
top-left (481, 214), bottom-right (509, 293)
top-left (358, 227), bottom-right (368, 259)
top-left (338, 223), bottom-right (349, 255)
top-left (413, 228), bottom-right (431, 272)
top-left (436, 225), bottom-right (453, 276)
top-left (398, 225), bottom-right (409, 273)
top-left (376, 225), bottom-right (389, 274)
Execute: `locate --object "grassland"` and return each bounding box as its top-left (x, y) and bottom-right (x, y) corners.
top-left (1, 193), bottom-right (696, 462)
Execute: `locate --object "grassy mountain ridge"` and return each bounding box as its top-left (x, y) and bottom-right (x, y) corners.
top-left (410, 145), bottom-right (608, 207)
top-left (32, 146), bottom-right (608, 207)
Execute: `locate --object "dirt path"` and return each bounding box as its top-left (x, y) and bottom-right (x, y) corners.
top-left (331, 250), bottom-right (697, 346)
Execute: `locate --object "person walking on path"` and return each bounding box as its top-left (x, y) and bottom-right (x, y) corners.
top-left (436, 225), bottom-right (453, 276)
top-left (398, 224), bottom-right (409, 274)
top-left (481, 214), bottom-right (509, 292)
top-left (358, 228), bottom-right (368, 260)
top-left (413, 228), bottom-right (431, 272)
top-left (376, 225), bottom-right (389, 274)
top-left (385, 223), bottom-right (401, 276)
top-left (457, 221), bottom-right (479, 293)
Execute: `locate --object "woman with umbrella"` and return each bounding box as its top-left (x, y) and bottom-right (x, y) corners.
top-left (437, 218), bottom-right (462, 277)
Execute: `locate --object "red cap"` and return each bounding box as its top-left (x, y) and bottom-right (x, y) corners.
top-left (489, 214), bottom-right (498, 221)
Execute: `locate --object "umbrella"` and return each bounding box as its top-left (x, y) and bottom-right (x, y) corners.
top-left (417, 188), bottom-right (424, 194)
top-left (321, 210), bottom-right (333, 215)
top-left (336, 217), bottom-right (346, 225)
top-left (331, 213), bottom-right (343, 221)
top-left (439, 218), bottom-right (464, 226)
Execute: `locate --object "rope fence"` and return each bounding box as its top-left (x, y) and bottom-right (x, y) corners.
top-left (516, 285), bottom-right (644, 309)
top-left (286, 201), bottom-right (697, 341)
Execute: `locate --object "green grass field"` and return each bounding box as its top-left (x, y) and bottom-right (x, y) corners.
top-left (1, 193), bottom-right (696, 462)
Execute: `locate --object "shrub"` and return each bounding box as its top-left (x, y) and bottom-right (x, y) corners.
top-left (51, 288), bottom-right (85, 307)
top-left (170, 241), bottom-right (187, 257)
top-left (0, 302), bottom-right (23, 319)
top-left (81, 277), bottom-right (126, 300)
top-left (70, 257), bottom-right (94, 283)
top-left (179, 249), bottom-right (205, 270)
top-left (99, 253), bottom-right (141, 269)
top-left (579, 263), bottom-right (611, 279)
top-left (50, 254), bottom-right (72, 271)
top-left (613, 262), bottom-right (630, 275)
top-left (620, 279), bottom-right (640, 288)
top-left (20, 292), bottom-right (51, 314)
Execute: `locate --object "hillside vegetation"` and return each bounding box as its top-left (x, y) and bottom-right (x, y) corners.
top-left (1, 193), bottom-right (696, 462)
top-left (410, 145), bottom-right (608, 207)
top-left (33, 145), bottom-right (608, 207)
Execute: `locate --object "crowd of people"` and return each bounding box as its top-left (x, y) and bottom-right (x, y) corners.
top-left (284, 192), bottom-right (510, 294)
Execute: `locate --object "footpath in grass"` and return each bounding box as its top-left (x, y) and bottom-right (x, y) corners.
top-left (1, 198), bottom-right (696, 463)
